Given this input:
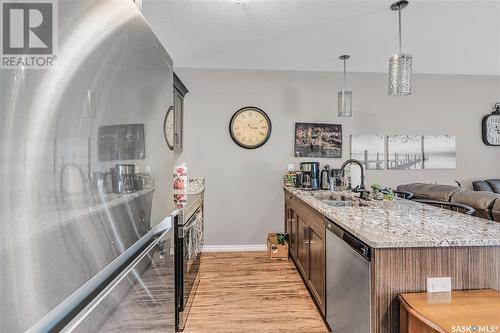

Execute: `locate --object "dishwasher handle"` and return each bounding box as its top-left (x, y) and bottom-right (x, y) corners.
top-left (326, 219), bottom-right (371, 261)
top-left (343, 232), bottom-right (370, 260)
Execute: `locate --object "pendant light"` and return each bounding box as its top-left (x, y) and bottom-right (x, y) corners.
top-left (338, 55), bottom-right (352, 117)
top-left (388, 0), bottom-right (412, 96)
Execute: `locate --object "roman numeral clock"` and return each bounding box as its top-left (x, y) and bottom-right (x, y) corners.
top-left (482, 103), bottom-right (500, 146)
top-left (229, 107), bottom-right (272, 149)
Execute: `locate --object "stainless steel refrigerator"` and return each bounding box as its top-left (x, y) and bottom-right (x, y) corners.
top-left (0, 1), bottom-right (177, 332)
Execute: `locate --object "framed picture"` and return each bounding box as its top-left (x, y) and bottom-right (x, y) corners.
top-left (423, 135), bottom-right (456, 169)
top-left (351, 135), bottom-right (386, 170)
top-left (98, 124), bottom-right (145, 161)
top-left (294, 123), bottom-right (342, 158)
top-left (387, 135), bottom-right (423, 170)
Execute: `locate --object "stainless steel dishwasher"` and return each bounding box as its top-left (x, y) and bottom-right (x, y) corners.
top-left (326, 219), bottom-right (372, 333)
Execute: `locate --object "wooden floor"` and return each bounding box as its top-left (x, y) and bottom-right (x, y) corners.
top-left (184, 252), bottom-right (330, 333)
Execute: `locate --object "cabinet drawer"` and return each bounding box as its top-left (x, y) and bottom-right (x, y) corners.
top-left (293, 198), bottom-right (325, 236)
top-left (284, 191), bottom-right (325, 236)
top-left (284, 190), bottom-right (298, 207)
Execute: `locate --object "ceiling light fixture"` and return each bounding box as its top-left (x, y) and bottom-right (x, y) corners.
top-left (338, 55), bottom-right (352, 117)
top-left (388, 0), bottom-right (412, 97)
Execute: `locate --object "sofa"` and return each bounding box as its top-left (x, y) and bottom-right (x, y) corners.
top-left (473, 179), bottom-right (500, 193)
top-left (397, 183), bottom-right (500, 222)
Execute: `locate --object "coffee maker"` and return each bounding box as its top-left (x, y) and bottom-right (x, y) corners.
top-left (299, 162), bottom-right (320, 190)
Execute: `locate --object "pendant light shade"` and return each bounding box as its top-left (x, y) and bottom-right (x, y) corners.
top-left (338, 90), bottom-right (352, 117)
top-left (338, 55), bottom-right (352, 117)
top-left (388, 0), bottom-right (412, 97)
top-left (389, 54), bottom-right (412, 96)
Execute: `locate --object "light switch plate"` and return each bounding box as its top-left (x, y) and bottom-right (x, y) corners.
top-left (427, 277), bottom-right (452, 293)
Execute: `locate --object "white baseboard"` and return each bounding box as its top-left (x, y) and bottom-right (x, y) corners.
top-left (202, 244), bottom-right (267, 252)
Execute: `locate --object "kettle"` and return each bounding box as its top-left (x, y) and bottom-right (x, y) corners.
top-left (320, 165), bottom-right (331, 190)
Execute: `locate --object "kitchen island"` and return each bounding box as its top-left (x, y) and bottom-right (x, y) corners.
top-left (284, 187), bottom-right (500, 333)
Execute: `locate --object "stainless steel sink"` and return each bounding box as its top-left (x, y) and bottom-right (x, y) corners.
top-left (315, 195), bottom-right (367, 207)
top-left (322, 200), bottom-right (355, 207)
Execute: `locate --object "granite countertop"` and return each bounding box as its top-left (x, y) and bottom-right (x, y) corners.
top-left (56, 188), bottom-right (155, 220)
top-left (174, 177), bottom-right (205, 195)
top-left (285, 187), bottom-right (500, 249)
top-left (29, 188), bottom-right (156, 236)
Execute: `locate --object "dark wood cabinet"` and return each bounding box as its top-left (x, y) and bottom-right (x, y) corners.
top-left (284, 190), bottom-right (326, 316)
top-left (285, 206), bottom-right (298, 259)
top-left (296, 216), bottom-right (309, 278)
top-left (173, 89), bottom-right (183, 152)
top-left (307, 225), bottom-right (325, 312)
top-left (285, 206), bottom-right (292, 249)
top-left (173, 73), bottom-right (188, 153)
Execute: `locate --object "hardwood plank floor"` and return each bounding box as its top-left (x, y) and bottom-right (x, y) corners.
top-left (184, 252), bottom-right (330, 333)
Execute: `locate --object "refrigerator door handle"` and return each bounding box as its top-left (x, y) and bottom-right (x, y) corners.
top-left (26, 213), bottom-right (177, 333)
top-left (60, 227), bottom-right (173, 333)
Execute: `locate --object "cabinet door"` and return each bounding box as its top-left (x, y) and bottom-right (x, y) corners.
top-left (296, 216), bottom-right (309, 279)
top-left (285, 206), bottom-right (297, 257)
top-left (289, 208), bottom-right (297, 259)
top-left (173, 89), bottom-right (183, 153)
top-left (285, 206), bottom-right (291, 237)
top-left (285, 207), bottom-right (294, 258)
top-left (307, 227), bottom-right (326, 314)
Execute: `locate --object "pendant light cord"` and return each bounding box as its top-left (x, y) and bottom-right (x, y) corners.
top-left (343, 58), bottom-right (346, 90)
top-left (398, 8), bottom-right (402, 54)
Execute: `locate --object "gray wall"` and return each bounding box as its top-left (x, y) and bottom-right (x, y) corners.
top-left (176, 68), bottom-right (500, 246)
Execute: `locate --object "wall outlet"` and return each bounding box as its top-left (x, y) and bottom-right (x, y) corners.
top-left (145, 166), bottom-right (152, 174)
top-left (426, 277), bottom-right (452, 293)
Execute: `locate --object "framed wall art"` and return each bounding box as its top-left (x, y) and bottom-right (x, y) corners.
top-left (98, 123), bottom-right (145, 161)
top-left (294, 123), bottom-right (342, 158)
top-left (351, 135), bottom-right (386, 170)
top-left (423, 135), bottom-right (456, 169)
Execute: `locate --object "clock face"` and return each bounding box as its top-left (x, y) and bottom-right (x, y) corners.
top-left (483, 114), bottom-right (500, 146)
top-left (163, 106), bottom-right (174, 150)
top-left (229, 107), bottom-right (271, 149)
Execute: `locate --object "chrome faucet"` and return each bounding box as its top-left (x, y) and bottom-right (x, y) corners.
top-left (339, 159), bottom-right (365, 192)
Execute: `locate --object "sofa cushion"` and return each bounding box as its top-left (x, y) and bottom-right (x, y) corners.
top-left (450, 190), bottom-right (498, 219)
top-left (492, 199), bottom-right (500, 222)
top-left (473, 180), bottom-right (493, 192)
top-left (485, 179), bottom-right (500, 194)
top-left (397, 183), bottom-right (460, 201)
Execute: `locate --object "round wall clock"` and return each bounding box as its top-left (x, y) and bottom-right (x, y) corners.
top-left (482, 103), bottom-right (500, 146)
top-left (163, 106), bottom-right (174, 150)
top-left (229, 107), bottom-right (272, 149)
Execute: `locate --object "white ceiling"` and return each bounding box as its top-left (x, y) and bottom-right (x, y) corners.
top-left (143, 0), bottom-right (500, 75)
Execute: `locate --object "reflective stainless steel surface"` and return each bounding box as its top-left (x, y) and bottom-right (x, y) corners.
top-left (113, 164), bottom-right (136, 193)
top-left (175, 193), bottom-right (204, 331)
top-left (115, 164), bottom-right (135, 175)
top-left (61, 227), bottom-right (175, 333)
top-left (326, 221), bottom-right (371, 333)
top-left (0, 1), bottom-right (174, 332)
